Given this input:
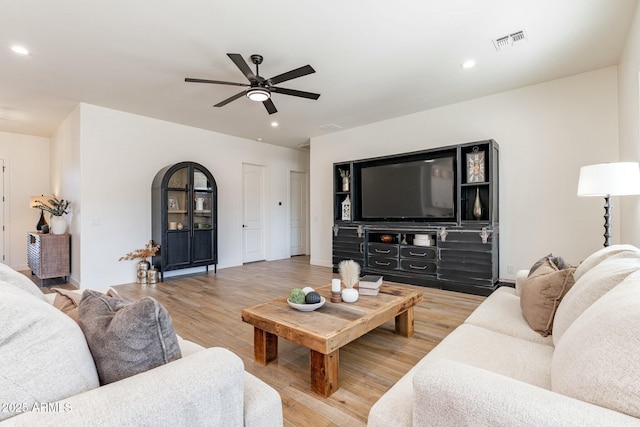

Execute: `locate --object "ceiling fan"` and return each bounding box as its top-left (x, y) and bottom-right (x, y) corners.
top-left (185, 53), bottom-right (320, 115)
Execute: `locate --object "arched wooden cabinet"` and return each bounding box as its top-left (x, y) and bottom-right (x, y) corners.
top-left (151, 161), bottom-right (217, 281)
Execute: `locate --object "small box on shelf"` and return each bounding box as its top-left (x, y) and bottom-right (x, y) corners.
top-left (412, 234), bottom-right (435, 247)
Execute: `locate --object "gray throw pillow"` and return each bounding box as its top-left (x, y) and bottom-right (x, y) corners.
top-left (78, 290), bottom-right (181, 385)
top-left (528, 253), bottom-right (569, 277)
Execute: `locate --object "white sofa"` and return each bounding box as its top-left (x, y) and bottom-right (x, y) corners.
top-left (0, 263), bottom-right (282, 426)
top-left (368, 244), bottom-right (640, 426)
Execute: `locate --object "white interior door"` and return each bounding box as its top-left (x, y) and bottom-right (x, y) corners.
top-left (243, 163), bottom-right (265, 263)
top-left (290, 171), bottom-right (307, 256)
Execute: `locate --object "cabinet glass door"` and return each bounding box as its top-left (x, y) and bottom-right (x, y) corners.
top-left (193, 167), bottom-right (211, 190)
top-left (167, 167), bottom-right (189, 231)
top-left (193, 167), bottom-right (213, 230)
top-left (167, 189), bottom-right (188, 230)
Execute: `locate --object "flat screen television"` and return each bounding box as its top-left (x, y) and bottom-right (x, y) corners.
top-left (358, 155), bottom-right (456, 221)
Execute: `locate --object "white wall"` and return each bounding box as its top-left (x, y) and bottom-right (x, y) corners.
top-left (50, 105), bottom-right (82, 284)
top-left (618, 1), bottom-right (640, 247)
top-left (0, 131), bottom-right (50, 270)
top-left (52, 103), bottom-right (309, 288)
top-left (310, 67), bottom-right (620, 280)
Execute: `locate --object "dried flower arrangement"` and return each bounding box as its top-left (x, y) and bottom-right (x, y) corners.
top-left (339, 169), bottom-right (350, 179)
top-left (338, 260), bottom-right (360, 289)
top-left (119, 240), bottom-right (160, 262)
top-left (33, 197), bottom-right (70, 216)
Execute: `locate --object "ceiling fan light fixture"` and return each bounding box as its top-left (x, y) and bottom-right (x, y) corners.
top-left (246, 88), bottom-right (270, 102)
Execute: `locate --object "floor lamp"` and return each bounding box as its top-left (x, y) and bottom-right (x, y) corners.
top-left (577, 162), bottom-right (640, 247)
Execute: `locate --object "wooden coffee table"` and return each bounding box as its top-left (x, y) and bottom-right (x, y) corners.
top-left (241, 283), bottom-right (423, 396)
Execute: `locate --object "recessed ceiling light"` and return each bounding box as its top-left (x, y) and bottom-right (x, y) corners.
top-left (271, 121), bottom-right (279, 127)
top-left (461, 59), bottom-right (476, 69)
top-left (256, 137), bottom-right (263, 142)
top-left (11, 45), bottom-right (29, 55)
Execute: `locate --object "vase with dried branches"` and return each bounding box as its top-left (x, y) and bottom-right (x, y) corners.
top-left (119, 240), bottom-right (160, 285)
top-left (338, 260), bottom-right (360, 303)
top-left (33, 197), bottom-right (71, 235)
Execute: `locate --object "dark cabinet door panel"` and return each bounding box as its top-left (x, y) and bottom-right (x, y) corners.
top-left (193, 229), bottom-right (215, 263)
top-left (166, 232), bottom-right (191, 267)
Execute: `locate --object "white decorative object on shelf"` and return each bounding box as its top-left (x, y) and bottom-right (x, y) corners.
top-left (341, 288), bottom-right (359, 303)
top-left (341, 195), bottom-right (351, 221)
top-left (339, 259), bottom-right (360, 303)
top-left (195, 197), bottom-right (205, 211)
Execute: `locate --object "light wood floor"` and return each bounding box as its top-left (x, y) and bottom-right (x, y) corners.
top-left (38, 257), bottom-right (485, 426)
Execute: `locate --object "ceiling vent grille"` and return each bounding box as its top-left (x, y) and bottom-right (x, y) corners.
top-left (492, 30), bottom-right (528, 51)
top-left (319, 123), bottom-right (343, 131)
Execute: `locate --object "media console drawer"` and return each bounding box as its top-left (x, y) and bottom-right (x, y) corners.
top-left (368, 255), bottom-right (399, 270)
top-left (400, 259), bottom-right (436, 274)
top-left (368, 243), bottom-right (399, 257)
top-left (399, 246), bottom-right (436, 260)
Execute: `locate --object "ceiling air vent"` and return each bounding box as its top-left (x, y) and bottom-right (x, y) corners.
top-left (319, 123), bottom-right (343, 131)
top-left (492, 30), bottom-right (528, 51)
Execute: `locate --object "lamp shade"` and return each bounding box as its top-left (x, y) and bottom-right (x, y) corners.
top-left (30, 195), bottom-right (54, 208)
top-left (577, 162), bottom-right (640, 197)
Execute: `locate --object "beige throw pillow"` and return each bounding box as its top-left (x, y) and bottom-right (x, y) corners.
top-left (52, 288), bottom-right (121, 322)
top-left (52, 288), bottom-right (83, 322)
top-left (552, 270), bottom-right (640, 418)
top-left (520, 258), bottom-right (576, 336)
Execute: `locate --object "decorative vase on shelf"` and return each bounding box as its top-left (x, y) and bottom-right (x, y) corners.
top-left (50, 216), bottom-right (67, 235)
top-left (341, 287), bottom-right (359, 303)
top-left (342, 177), bottom-right (349, 192)
top-left (472, 188), bottom-right (483, 220)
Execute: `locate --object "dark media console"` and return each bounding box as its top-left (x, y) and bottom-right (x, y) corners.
top-left (333, 140), bottom-right (499, 296)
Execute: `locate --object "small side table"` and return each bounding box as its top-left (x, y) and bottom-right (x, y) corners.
top-left (27, 232), bottom-right (70, 286)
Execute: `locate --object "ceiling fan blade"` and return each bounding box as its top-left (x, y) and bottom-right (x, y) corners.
top-left (214, 91), bottom-right (246, 107)
top-left (271, 87), bottom-right (320, 100)
top-left (228, 53), bottom-right (256, 81)
top-left (185, 78), bottom-right (248, 87)
top-left (268, 65), bottom-right (315, 85)
top-left (263, 98), bottom-right (277, 114)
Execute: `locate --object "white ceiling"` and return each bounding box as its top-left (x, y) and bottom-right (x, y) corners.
top-left (0, 0), bottom-right (638, 149)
